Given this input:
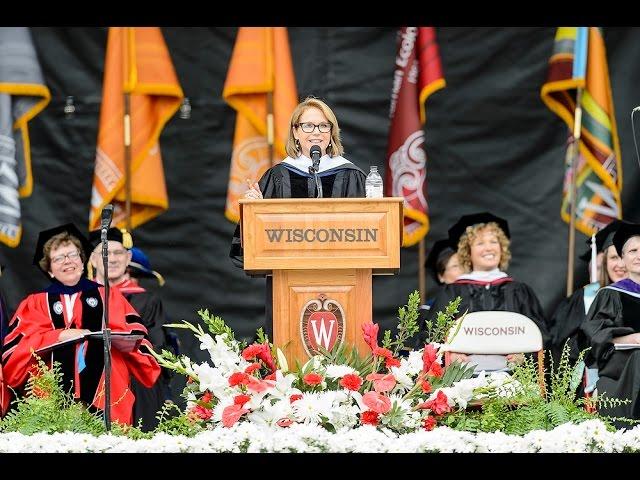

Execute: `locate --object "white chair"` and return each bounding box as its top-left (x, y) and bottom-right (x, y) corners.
top-left (440, 310), bottom-right (546, 394)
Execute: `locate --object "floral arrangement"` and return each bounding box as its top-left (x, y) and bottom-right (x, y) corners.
top-left (152, 292), bottom-right (541, 434)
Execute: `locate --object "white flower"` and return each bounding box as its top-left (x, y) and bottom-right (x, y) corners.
top-left (292, 392), bottom-right (333, 424)
top-left (192, 362), bottom-right (230, 397)
top-left (324, 364), bottom-right (357, 379)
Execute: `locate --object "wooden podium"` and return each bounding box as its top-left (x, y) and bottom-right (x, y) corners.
top-left (239, 198), bottom-right (403, 367)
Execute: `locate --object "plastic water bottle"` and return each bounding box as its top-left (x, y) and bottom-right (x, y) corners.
top-left (365, 165), bottom-right (384, 198)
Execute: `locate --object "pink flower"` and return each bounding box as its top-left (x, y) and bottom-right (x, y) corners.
top-left (365, 373), bottom-right (396, 393)
top-left (246, 376), bottom-right (271, 393)
top-left (362, 391), bottom-right (392, 414)
top-left (222, 404), bottom-right (249, 427)
top-left (360, 410), bottom-right (380, 426)
top-left (362, 322), bottom-right (379, 350)
top-left (339, 373), bottom-right (363, 391)
top-left (276, 418), bottom-right (294, 428)
top-left (303, 372), bottom-right (324, 386)
top-left (421, 379), bottom-right (433, 394)
top-left (422, 344), bottom-right (438, 372)
top-left (191, 405), bottom-right (213, 420)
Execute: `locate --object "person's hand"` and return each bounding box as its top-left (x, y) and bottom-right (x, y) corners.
top-left (613, 333), bottom-right (640, 345)
top-left (58, 328), bottom-right (91, 341)
top-left (448, 352), bottom-right (469, 363)
top-left (506, 353), bottom-right (525, 365)
top-left (244, 180), bottom-right (263, 199)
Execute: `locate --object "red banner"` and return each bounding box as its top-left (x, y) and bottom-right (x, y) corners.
top-left (384, 27), bottom-right (445, 247)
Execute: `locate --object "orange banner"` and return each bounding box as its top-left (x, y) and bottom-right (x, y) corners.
top-left (89, 27), bottom-right (183, 231)
top-left (223, 27), bottom-right (298, 223)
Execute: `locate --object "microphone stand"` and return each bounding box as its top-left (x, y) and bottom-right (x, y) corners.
top-left (309, 160), bottom-right (323, 198)
top-left (101, 227), bottom-right (112, 431)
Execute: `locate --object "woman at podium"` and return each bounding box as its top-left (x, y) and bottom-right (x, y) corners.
top-left (1, 223), bottom-right (160, 424)
top-left (230, 97), bottom-right (367, 336)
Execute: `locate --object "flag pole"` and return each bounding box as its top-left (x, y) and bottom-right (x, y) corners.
top-left (418, 238), bottom-right (426, 303)
top-left (566, 87), bottom-right (584, 297)
top-left (123, 91), bottom-right (132, 230)
top-left (267, 92), bottom-right (274, 164)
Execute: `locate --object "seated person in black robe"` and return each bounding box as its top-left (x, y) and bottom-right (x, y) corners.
top-left (550, 220), bottom-right (626, 369)
top-left (88, 228), bottom-right (171, 431)
top-left (230, 97), bottom-right (366, 337)
top-left (420, 238), bottom-right (463, 316)
top-left (582, 221), bottom-right (640, 424)
top-left (416, 212), bottom-right (550, 371)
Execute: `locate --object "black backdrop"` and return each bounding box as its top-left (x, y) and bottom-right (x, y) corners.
top-left (1, 27), bottom-right (640, 368)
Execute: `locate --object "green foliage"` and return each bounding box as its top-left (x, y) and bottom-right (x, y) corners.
top-left (0, 357), bottom-right (105, 436)
top-left (431, 360), bottom-right (475, 390)
top-left (315, 342), bottom-right (375, 378)
top-left (422, 296), bottom-right (463, 345)
top-left (152, 402), bottom-right (203, 438)
top-left (381, 290), bottom-right (421, 355)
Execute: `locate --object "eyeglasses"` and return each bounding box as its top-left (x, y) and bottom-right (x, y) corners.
top-left (296, 122), bottom-right (332, 133)
top-left (51, 251), bottom-right (81, 265)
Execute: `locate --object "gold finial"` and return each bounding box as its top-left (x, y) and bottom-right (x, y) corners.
top-left (120, 228), bottom-right (133, 249)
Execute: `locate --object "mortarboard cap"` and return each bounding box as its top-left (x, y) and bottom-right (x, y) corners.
top-left (128, 247), bottom-right (165, 286)
top-left (33, 223), bottom-right (91, 275)
top-left (578, 219), bottom-right (623, 261)
top-left (612, 221), bottom-right (640, 257)
top-left (448, 212), bottom-right (510, 247)
top-left (88, 227), bottom-right (133, 251)
top-left (425, 238), bottom-right (456, 283)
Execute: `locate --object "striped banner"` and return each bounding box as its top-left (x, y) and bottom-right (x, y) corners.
top-left (0, 27), bottom-right (50, 247)
top-left (541, 27), bottom-right (622, 235)
top-left (384, 27), bottom-right (445, 247)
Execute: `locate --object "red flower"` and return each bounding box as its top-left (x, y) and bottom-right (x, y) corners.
top-left (276, 418), bottom-right (294, 428)
top-left (201, 391), bottom-right (213, 404)
top-left (422, 344), bottom-right (438, 372)
top-left (428, 361), bottom-right (443, 379)
top-left (362, 322), bottom-right (379, 350)
top-left (303, 372), bottom-right (324, 386)
top-left (222, 404), bottom-right (249, 427)
top-left (244, 363), bottom-right (261, 375)
top-left (229, 372), bottom-right (249, 387)
top-left (241, 344), bottom-right (263, 361)
top-left (365, 373), bottom-right (396, 393)
top-left (423, 416), bottom-right (437, 431)
top-left (362, 391), bottom-right (392, 414)
top-left (264, 372), bottom-right (277, 381)
top-left (360, 410), bottom-right (380, 426)
top-left (234, 394), bottom-right (251, 407)
top-left (421, 380), bottom-right (433, 394)
top-left (385, 357), bottom-right (401, 369)
top-left (339, 373), bottom-right (363, 391)
top-left (289, 394), bottom-right (303, 403)
top-left (373, 346), bottom-right (394, 359)
top-left (246, 376), bottom-right (271, 393)
top-left (423, 391), bottom-right (451, 415)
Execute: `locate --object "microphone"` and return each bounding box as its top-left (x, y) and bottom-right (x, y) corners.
top-left (101, 204), bottom-right (114, 232)
top-left (309, 145), bottom-right (322, 173)
top-left (308, 145), bottom-right (323, 198)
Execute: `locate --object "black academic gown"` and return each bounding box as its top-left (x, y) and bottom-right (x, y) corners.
top-left (582, 286), bottom-right (640, 423)
top-left (117, 279), bottom-right (171, 431)
top-left (417, 278), bottom-right (551, 349)
top-left (230, 160), bottom-right (366, 338)
top-left (549, 286), bottom-right (595, 365)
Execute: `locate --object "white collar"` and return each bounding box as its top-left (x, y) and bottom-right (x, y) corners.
top-left (282, 154), bottom-right (352, 174)
top-left (457, 269), bottom-right (508, 282)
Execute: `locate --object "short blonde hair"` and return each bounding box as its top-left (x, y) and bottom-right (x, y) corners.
top-left (457, 222), bottom-right (511, 272)
top-left (285, 97), bottom-right (344, 158)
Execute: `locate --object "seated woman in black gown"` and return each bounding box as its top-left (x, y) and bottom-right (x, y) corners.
top-left (230, 97), bottom-right (367, 336)
top-left (550, 220), bottom-right (626, 366)
top-left (416, 212), bottom-right (550, 368)
top-left (582, 221), bottom-right (640, 423)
